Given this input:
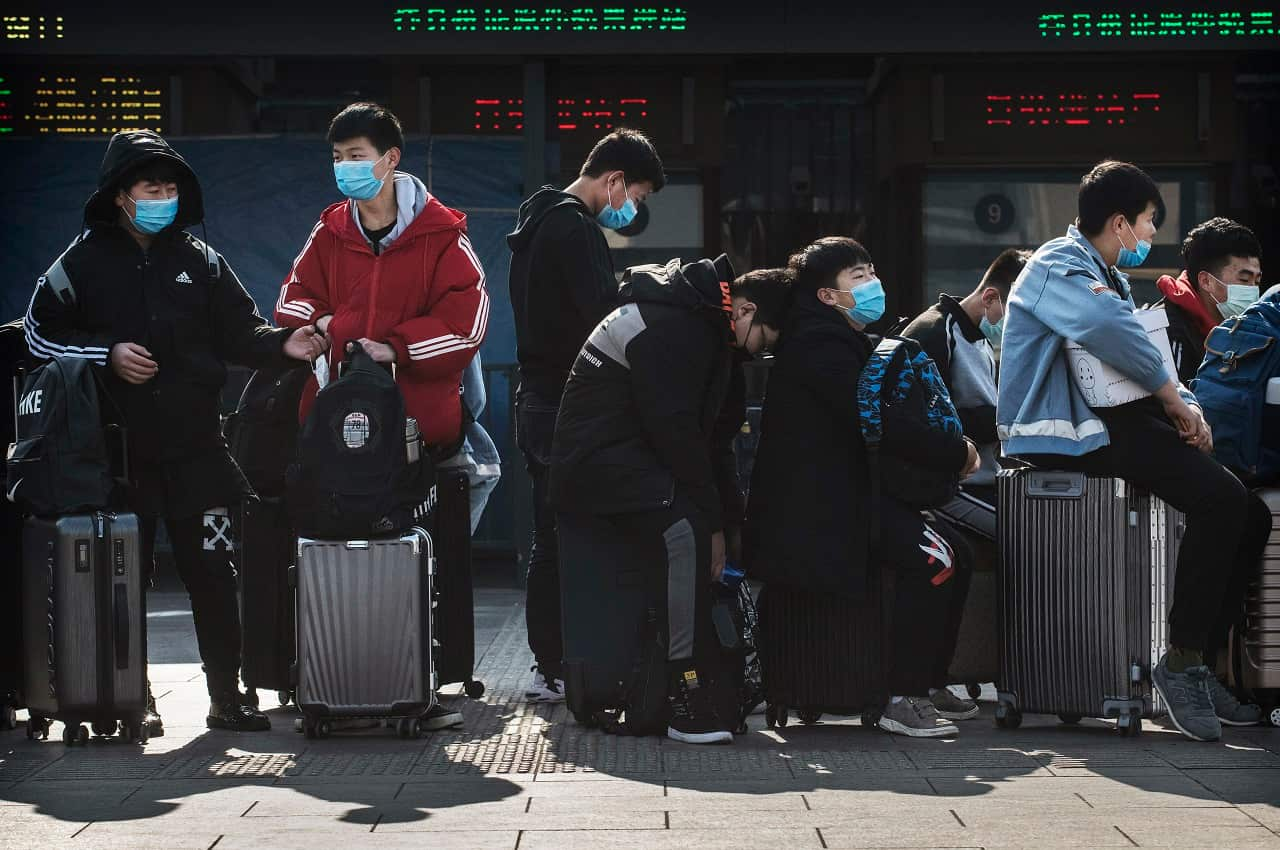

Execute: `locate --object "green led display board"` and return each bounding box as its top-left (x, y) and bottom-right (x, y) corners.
top-left (392, 6), bottom-right (688, 33)
top-left (1038, 9), bottom-right (1278, 38)
top-left (0, 75), bottom-right (13, 135)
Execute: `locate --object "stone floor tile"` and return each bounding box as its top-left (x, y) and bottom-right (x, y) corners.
top-left (518, 827), bottom-right (824, 849)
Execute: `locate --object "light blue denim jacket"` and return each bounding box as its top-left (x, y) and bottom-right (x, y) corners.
top-left (996, 225), bottom-right (1196, 457)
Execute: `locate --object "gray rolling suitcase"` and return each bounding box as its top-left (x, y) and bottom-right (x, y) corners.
top-left (293, 527), bottom-right (437, 739)
top-left (21, 512), bottom-right (148, 744)
top-left (996, 469), bottom-right (1182, 737)
top-left (1239, 488), bottom-right (1280, 727)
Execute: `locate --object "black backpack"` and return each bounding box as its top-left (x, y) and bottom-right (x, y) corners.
top-left (286, 345), bottom-right (432, 539)
top-left (223, 363), bottom-right (310, 497)
top-left (6, 355), bottom-right (123, 516)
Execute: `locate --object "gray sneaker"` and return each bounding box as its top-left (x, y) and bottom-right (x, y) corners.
top-left (878, 697), bottom-right (959, 738)
top-left (930, 688), bottom-right (980, 720)
top-left (1207, 677), bottom-right (1263, 726)
top-left (1152, 658), bottom-right (1221, 742)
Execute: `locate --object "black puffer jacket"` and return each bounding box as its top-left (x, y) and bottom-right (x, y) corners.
top-left (744, 293), bottom-right (967, 598)
top-left (550, 256), bottom-right (743, 530)
top-left (23, 130), bottom-right (291, 517)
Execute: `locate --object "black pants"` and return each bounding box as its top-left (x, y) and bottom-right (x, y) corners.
top-left (1024, 399), bottom-right (1274, 655)
top-left (609, 491), bottom-right (714, 665)
top-left (875, 498), bottom-right (971, 696)
top-left (140, 509), bottom-right (242, 696)
top-left (516, 398), bottom-right (563, 678)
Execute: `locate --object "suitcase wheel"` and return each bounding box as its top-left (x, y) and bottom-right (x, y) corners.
top-left (1, 705), bottom-right (16, 731)
top-left (302, 715), bottom-right (327, 739)
top-left (277, 690), bottom-right (294, 708)
top-left (62, 723), bottom-right (89, 746)
top-left (120, 718), bottom-right (149, 745)
top-left (860, 708), bottom-right (883, 728)
top-left (1117, 709), bottom-right (1142, 738)
top-left (995, 705), bottom-right (1023, 730)
top-left (26, 714), bottom-right (50, 741)
top-left (965, 683), bottom-right (983, 701)
top-left (396, 718), bottom-right (414, 738)
top-left (92, 720), bottom-right (118, 738)
top-left (464, 680), bottom-right (486, 699)
top-left (1057, 713), bottom-right (1082, 725)
top-left (798, 710), bottom-right (822, 726)
top-left (1269, 706), bottom-right (1280, 729)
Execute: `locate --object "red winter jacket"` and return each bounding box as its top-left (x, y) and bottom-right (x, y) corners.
top-left (274, 179), bottom-right (489, 449)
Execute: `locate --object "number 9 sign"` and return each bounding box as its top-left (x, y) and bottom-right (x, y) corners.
top-left (974, 194), bottom-right (1015, 235)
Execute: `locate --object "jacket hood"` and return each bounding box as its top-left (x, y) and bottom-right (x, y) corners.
top-left (322, 177), bottom-right (467, 250)
top-left (618, 255), bottom-right (735, 316)
top-left (1158, 270), bottom-right (1217, 338)
top-left (84, 130), bottom-right (204, 229)
top-left (507, 186), bottom-right (590, 251)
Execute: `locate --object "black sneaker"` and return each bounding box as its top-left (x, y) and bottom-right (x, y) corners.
top-left (207, 696), bottom-right (271, 732)
top-left (667, 667), bottom-right (732, 745)
top-left (421, 702), bottom-right (463, 731)
top-left (144, 688), bottom-right (165, 738)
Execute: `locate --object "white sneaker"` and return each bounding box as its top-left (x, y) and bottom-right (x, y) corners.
top-left (525, 667), bottom-right (566, 703)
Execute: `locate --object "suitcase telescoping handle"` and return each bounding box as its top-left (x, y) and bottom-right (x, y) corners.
top-left (1025, 470), bottom-right (1086, 499)
top-left (113, 584), bottom-right (130, 669)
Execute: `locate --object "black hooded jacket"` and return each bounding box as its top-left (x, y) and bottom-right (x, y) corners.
top-left (507, 186), bottom-right (617, 404)
top-left (550, 256), bottom-right (744, 530)
top-left (744, 293), bottom-right (968, 598)
top-left (23, 130), bottom-right (292, 517)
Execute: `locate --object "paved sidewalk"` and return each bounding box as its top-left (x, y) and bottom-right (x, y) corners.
top-left (2, 587), bottom-right (1279, 849)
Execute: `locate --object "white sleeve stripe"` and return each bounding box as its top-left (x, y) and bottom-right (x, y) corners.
top-left (407, 291), bottom-right (490, 353)
top-left (280, 301), bottom-right (315, 318)
top-left (278, 305), bottom-right (314, 321)
top-left (24, 314), bottom-right (109, 356)
top-left (407, 297), bottom-right (489, 360)
top-left (276, 220), bottom-right (325, 315)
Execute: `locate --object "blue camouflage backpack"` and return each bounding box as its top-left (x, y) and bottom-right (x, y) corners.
top-left (1191, 289), bottom-right (1280, 484)
top-left (857, 336), bottom-right (965, 515)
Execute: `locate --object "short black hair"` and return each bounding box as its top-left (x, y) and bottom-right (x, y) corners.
top-left (1182, 217), bottom-right (1262, 284)
top-left (1077, 160), bottom-right (1162, 236)
top-left (977, 248), bottom-right (1032, 298)
top-left (731, 268), bottom-right (793, 329)
top-left (118, 158), bottom-right (183, 192)
top-left (580, 128), bottom-right (666, 192)
top-left (327, 102), bottom-right (404, 155)
top-left (787, 236), bottom-right (873, 293)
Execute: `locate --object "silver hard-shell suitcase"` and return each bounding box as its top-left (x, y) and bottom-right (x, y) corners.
top-left (1239, 488), bottom-right (1280, 727)
top-left (21, 512), bottom-right (148, 744)
top-left (294, 527), bottom-right (436, 738)
top-left (996, 469), bottom-right (1182, 736)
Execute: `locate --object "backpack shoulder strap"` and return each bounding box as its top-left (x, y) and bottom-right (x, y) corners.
top-left (857, 336), bottom-right (907, 446)
top-left (186, 234), bottom-right (222, 279)
top-left (40, 231), bottom-right (89, 306)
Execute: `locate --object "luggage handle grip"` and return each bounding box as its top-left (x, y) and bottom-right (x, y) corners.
top-left (346, 540), bottom-right (370, 550)
top-left (1025, 471), bottom-right (1086, 499)
top-left (112, 583), bottom-right (129, 669)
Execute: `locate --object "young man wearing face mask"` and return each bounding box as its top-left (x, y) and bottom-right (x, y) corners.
top-left (24, 130), bottom-right (328, 734)
top-left (902, 248), bottom-right (1030, 538)
top-left (745, 237), bottom-right (982, 737)
top-left (997, 160), bottom-right (1274, 740)
top-left (507, 129), bottom-right (665, 703)
top-left (551, 258), bottom-right (787, 743)
top-left (1151, 217), bottom-right (1264, 382)
top-left (274, 104), bottom-right (488, 731)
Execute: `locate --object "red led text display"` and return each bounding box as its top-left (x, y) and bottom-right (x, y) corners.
top-left (472, 96), bottom-right (652, 133)
top-left (985, 89), bottom-right (1162, 128)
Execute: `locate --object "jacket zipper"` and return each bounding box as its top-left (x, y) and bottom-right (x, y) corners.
top-left (365, 250), bottom-right (383, 340)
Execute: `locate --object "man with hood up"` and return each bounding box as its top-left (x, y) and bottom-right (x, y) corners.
top-left (274, 102), bottom-right (489, 732)
top-left (551, 255), bottom-right (790, 744)
top-left (507, 128), bottom-right (665, 703)
top-left (1150, 217), bottom-right (1263, 382)
top-left (24, 130), bottom-right (328, 734)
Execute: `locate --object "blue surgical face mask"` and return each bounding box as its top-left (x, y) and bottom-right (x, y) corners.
top-left (596, 176), bottom-right (638, 230)
top-left (334, 152), bottom-right (390, 201)
top-left (128, 195), bottom-right (179, 235)
top-left (836, 277), bottom-right (886, 326)
top-left (1210, 275), bottom-right (1260, 319)
top-left (979, 314), bottom-right (1004, 345)
top-left (1116, 218), bottom-right (1151, 268)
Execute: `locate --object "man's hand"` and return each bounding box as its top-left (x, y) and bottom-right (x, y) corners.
top-left (315, 314), bottom-right (333, 335)
top-left (358, 339), bottom-right (397, 364)
top-left (710, 530), bottom-right (726, 582)
top-left (1187, 406), bottom-right (1214, 454)
top-left (110, 342), bottom-right (158, 385)
top-left (961, 438), bottom-right (981, 478)
top-left (283, 325), bottom-right (329, 362)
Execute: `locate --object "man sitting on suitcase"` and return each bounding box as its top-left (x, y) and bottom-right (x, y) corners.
top-left (23, 130), bottom-right (328, 733)
top-left (551, 259), bottom-right (789, 744)
top-left (997, 160), bottom-right (1274, 740)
